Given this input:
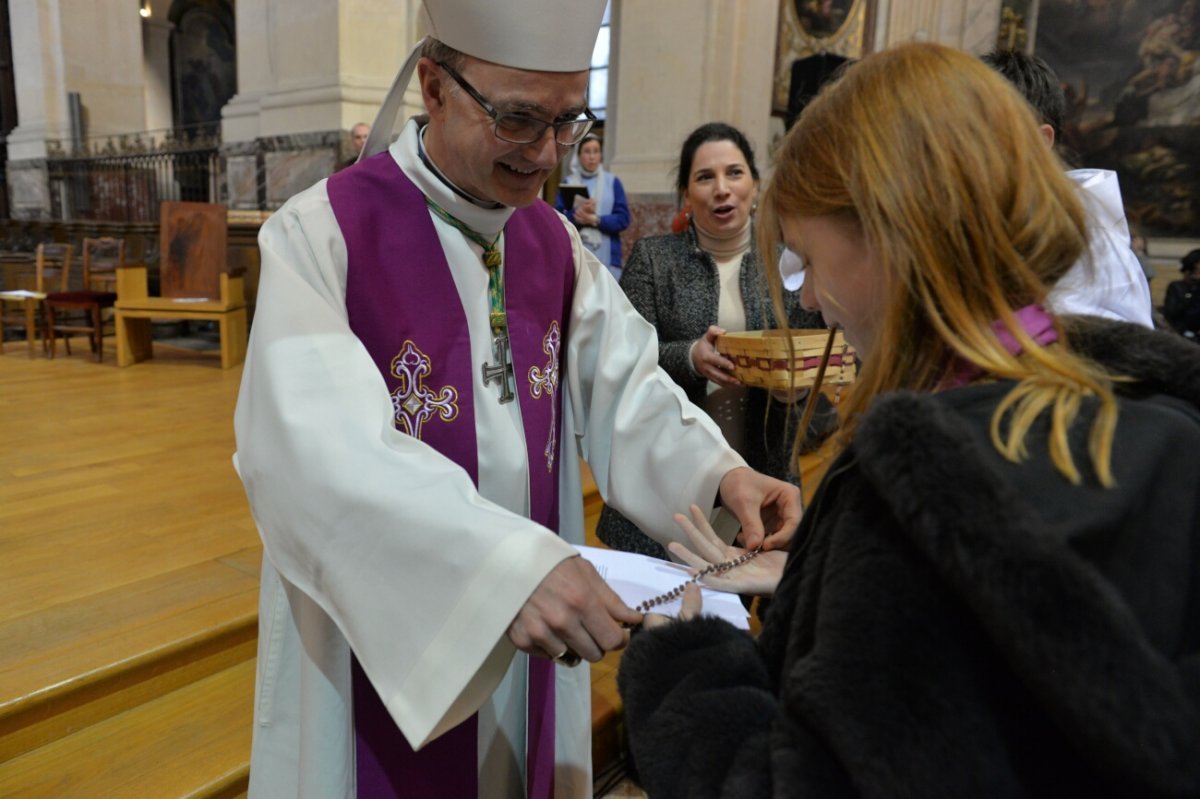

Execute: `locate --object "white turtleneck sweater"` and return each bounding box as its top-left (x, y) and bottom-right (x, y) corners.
top-left (695, 218), bottom-right (752, 337)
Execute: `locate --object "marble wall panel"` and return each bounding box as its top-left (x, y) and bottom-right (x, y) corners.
top-left (621, 193), bottom-right (680, 258)
top-left (251, 132), bottom-right (342, 209)
top-left (8, 161), bottom-right (51, 220)
top-left (226, 155), bottom-right (260, 210)
top-left (265, 149), bottom-right (336, 209)
top-left (874, 0), bottom-right (1001, 50)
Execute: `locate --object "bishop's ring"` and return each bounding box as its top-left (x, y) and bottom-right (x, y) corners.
top-left (553, 647), bottom-right (582, 667)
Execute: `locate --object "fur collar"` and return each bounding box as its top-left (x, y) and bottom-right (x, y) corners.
top-left (1061, 315), bottom-right (1200, 404)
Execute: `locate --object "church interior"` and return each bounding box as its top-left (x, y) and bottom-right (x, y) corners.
top-left (1, 0), bottom-right (1197, 796)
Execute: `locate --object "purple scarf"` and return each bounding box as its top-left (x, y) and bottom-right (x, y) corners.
top-left (944, 304), bottom-right (1060, 389)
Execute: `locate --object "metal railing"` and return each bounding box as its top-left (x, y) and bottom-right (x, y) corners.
top-left (45, 124), bottom-right (222, 223)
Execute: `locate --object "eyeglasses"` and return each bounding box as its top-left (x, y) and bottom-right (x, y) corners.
top-left (438, 61), bottom-right (597, 146)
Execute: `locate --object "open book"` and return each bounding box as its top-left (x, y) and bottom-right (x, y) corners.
top-left (576, 545), bottom-right (751, 630)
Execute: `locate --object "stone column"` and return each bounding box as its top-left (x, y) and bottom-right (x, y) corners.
top-left (142, 16), bottom-right (174, 133)
top-left (222, 0), bottom-right (420, 210)
top-left (58, 0), bottom-right (146, 137)
top-left (6, 0), bottom-right (68, 217)
top-left (7, 0), bottom-right (68, 160)
top-left (6, 0), bottom-right (155, 218)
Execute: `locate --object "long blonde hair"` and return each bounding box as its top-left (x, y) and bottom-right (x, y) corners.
top-left (759, 42), bottom-right (1120, 486)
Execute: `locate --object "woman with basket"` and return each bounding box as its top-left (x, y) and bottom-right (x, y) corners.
top-left (616, 43), bottom-right (1200, 797)
top-left (595, 122), bottom-right (831, 559)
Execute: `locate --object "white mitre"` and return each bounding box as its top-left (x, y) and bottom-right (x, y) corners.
top-left (360, 0), bottom-right (608, 159)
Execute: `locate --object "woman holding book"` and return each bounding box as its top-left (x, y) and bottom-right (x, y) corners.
top-left (617, 43), bottom-right (1200, 798)
top-left (556, 133), bottom-right (630, 280)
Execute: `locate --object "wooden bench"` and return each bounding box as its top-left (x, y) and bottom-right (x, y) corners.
top-left (114, 266), bottom-right (248, 369)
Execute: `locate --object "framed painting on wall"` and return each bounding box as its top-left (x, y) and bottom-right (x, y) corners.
top-left (1028, 0), bottom-right (1200, 236)
top-left (772, 0), bottom-right (876, 125)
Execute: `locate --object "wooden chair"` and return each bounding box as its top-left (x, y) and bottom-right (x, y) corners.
top-left (45, 238), bottom-right (124, 362)
top-left (82, 235), bottom-right (124, 293)
top-left (0, 243), bottom-right (74, 357)
top-left (114, 202), bottom-right (247, 369)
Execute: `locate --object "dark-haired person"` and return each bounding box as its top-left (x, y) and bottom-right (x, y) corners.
top-left (1164, 248), bottom-right (1200, 341)
top-left (556, 133), bottom-right (630, 281)
top-left (595, 122), bottom-right (827, 559)
top-left (983, 48), bottom-right (1154, 328)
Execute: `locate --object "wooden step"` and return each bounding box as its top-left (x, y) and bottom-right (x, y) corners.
top-left (1, 352), bottom-right (258, 796)
top-left (0, 658), bottom-right (255, 799)
top-left (0, 548), bottom-right (260, 763)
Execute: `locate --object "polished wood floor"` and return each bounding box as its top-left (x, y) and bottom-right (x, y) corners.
top-left (0, 341), bottom-right (256, 625)
top-left (0, 337), bottom-right (260, 797)
top-left (1, 338), bottom-right (255, 623)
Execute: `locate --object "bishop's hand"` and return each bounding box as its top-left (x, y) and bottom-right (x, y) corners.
top-left (507, 556), bottom-right (642, 665)
top-left (717, 466), bottom-right (803, 551)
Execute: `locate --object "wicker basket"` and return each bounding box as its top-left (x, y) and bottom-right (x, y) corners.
top-left (714, 329), bottom-right (857, 392)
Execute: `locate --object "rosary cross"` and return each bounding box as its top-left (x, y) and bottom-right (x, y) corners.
top-left (481, 333), bottom-right (516, 404)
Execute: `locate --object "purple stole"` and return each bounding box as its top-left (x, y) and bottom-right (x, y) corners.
top-left (327, 152), bottom-right (574, 799)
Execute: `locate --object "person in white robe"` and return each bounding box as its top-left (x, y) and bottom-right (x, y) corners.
top-left (982, 49), bottom-right (1153, 328)
top-left (1051, 168), bottom-right (1154, 327)
top-left (233, 1), bottom-right (803, 797)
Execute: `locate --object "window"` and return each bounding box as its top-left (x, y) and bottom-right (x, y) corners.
top-left (589, 2), bottom-right (611, 120)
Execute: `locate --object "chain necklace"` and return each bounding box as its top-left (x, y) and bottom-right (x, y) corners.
top-left (424, 198), bottom-right (505, 334)
top-left (634, 546), bottom-right (762, 613)
top-left (425, 197), bottom-right (516, 403)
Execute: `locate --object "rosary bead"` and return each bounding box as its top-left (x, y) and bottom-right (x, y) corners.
top-left (633, 547), bottom-right (761, 615)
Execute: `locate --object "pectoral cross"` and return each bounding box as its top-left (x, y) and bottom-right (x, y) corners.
top-left (481, 333), bottom-right (516, 404)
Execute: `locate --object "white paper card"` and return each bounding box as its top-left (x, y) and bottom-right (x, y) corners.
top-left (576, 544), bottom-right (750, 629)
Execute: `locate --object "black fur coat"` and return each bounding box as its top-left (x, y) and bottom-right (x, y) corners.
top-left (618, 317), bottom-right (1200, 798)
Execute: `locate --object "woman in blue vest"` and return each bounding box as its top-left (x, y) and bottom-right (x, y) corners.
top-left (557, 133), bottom-right (630, 281)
